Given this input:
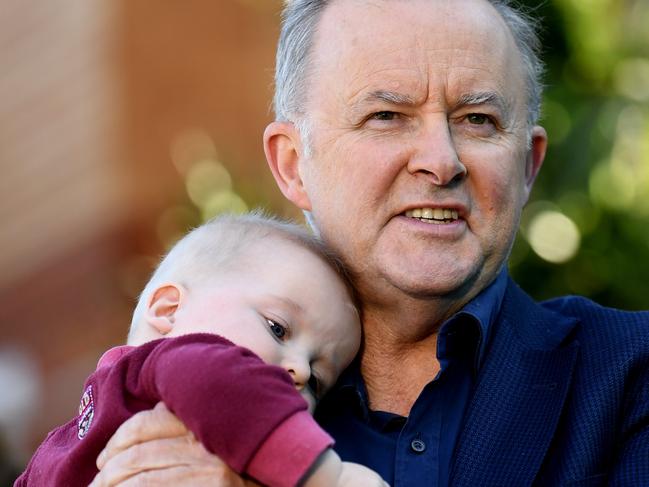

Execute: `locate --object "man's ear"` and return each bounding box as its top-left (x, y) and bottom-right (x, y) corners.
top-left (144, 284), bottom-right (184, 336)
top-left (523, 125), bottom-right (548, 203)
top-left (264, 121), bottom-right (313, 211)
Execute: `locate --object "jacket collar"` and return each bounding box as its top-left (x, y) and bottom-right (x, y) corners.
top-left (451, 277), bottom-right (580, 486)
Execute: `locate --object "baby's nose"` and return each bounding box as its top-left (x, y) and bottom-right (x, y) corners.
top-left (283, 357), bottom-right (311, 390)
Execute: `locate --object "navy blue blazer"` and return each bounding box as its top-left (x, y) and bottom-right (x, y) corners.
top-left (450, 277), bottom-right (649, 486)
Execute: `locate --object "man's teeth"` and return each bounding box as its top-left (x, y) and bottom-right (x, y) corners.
top-left (405, 208), bottom-right (459, 223)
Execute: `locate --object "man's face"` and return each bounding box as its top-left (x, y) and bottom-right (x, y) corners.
top-left (275, 0), bottom-right (546, 306)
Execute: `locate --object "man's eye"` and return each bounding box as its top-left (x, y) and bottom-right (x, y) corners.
top-left (466, 113), bottom-right (491, 125)
top-left (266, 319), bottom-right (287, 340)
top-left (371, 111), bottom-right (398, 121)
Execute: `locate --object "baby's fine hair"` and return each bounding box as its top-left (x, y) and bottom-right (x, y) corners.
top-left (128, 211), bottom-right (356, 340)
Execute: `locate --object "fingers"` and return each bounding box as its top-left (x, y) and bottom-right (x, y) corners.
top-left (91, 434), bottom-right (224, 487)
top-left (91, 435), bottom-right (196, 486)
top-left (97, 402), bottom-right (189, 469)
top-left (93, 467), bottom-right (227, 487)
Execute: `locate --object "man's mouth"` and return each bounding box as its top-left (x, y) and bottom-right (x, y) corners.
top-left (404, 208), bottom-right (459, 224)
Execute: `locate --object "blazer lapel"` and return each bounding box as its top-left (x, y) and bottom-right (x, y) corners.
top-left (451, 279), bottom-right (580, 487)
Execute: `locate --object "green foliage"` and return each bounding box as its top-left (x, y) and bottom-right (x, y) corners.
top-left (510, 0), bottom-right (649, 310)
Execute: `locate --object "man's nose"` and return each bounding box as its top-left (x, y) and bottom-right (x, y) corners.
top-left (407, 119), bottom-right (467, 186)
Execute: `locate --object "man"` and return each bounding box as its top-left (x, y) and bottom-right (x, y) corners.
top-left (91, 0), bottom-right (649, 485)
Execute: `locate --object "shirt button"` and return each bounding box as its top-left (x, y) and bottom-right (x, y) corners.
top-left (410, 438), bottom-right (426, 453)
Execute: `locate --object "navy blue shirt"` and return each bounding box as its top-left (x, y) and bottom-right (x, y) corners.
top-left (316, 269), bottom-right (509, 487)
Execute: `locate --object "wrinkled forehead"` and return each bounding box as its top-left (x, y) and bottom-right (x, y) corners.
top-left (309, 0), bottom-right (525, 108)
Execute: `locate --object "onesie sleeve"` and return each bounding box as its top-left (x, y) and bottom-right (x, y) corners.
top-left (246, 410), bottom-right (334, 487)
top-left (133, 333), bottom-right (333, 487)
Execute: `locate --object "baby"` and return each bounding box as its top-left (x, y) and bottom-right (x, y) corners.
top-left (16, 213), bottom-right (387, 487)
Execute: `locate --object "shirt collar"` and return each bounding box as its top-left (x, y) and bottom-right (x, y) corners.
top-left (451, 266), bottom-right (508, 369)
top-left (324, 268), bottom-right (509, 408)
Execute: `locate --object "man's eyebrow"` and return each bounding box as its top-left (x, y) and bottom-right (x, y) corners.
top-left (357, 90), bottom-right (417, 107)
top-left (355, 90), bottom-right (511, 114)
top-left (455, 91), bottom-right (511, 115)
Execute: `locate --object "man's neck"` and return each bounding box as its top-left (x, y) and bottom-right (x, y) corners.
top-left (360, 331), bottom-right (439, 416)
top-left (354, 269), bottom-right (503, 416)
top-left (358, 299), bottom-right (458, 416)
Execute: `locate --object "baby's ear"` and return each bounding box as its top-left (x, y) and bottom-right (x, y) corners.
top-left (144, 284), bottom-right (184, 335)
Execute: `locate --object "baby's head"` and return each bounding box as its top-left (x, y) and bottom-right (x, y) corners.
top-left (128, 212), bottom-right (360, 409)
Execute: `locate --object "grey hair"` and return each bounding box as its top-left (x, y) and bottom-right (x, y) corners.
top-left (128, 210), bottom-right (357, 341)
top-left (273, 0), bottom-right (544, 129)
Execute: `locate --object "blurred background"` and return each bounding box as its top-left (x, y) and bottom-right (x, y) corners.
top-left (0, 0), bottom-right (647, 482)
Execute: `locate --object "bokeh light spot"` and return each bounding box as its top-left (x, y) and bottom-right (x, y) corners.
top-left (201, 191), bottom-right (249, 220)
top-left (527, 210), bottom-right (581, 264)
top-left (616, 104), bottom-right (645, 139)
top-left (614, 58), bottom-right (649, 102)
top-left (185, 159), bottom-right (232, 208)
top-left (170, 128), bottom-right (218, 176)
top-left (589, 160), bottom-right (636, 211)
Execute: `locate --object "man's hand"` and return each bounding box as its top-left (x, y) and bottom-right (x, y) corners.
top-left (90, 402), bottom-right (253, 486)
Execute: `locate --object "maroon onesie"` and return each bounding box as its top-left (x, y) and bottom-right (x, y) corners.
top-left (16, 333), bottom-right (333, 487)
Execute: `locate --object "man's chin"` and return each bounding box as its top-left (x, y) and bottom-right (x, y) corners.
top-left (380, 266), bottom-right (484, 301)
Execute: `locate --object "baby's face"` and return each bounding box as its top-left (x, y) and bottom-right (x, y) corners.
top-left (170, 238), bottom-right (361, 410)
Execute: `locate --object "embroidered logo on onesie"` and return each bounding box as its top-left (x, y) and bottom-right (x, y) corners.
top-left (78, 385), bottom-right (95, 439)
